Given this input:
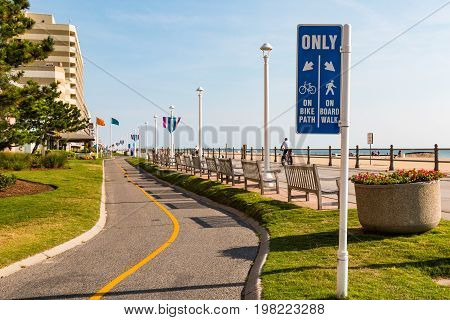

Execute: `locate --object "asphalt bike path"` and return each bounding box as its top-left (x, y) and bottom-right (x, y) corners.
top-left (0, 158), bottom-right (258, 299)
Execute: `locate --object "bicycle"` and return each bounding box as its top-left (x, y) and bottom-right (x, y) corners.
top-left (299, 81), bottom-right (317, 95)
top-left (281, 149), bottom-right (293, 166)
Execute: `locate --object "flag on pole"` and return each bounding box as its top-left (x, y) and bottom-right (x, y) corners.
top-left (96, 117), bottom-right (106, 126)
top-left (111, 118), bottom-right (120, 126)
top-left (162, 117), bottom-right (181, 133)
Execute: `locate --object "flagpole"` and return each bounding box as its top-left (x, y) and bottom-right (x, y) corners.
top-left (96, 122), bottom-right (99, 159)
top-left (169, 105), bottom-right (175, 157)
top-left (110, 119), bottom-right (112, 158)
top-left (154, 115), bottom-right (158, 151)
top-left (138, 126), bottom-right (141, 159)
top-left (134, 129), bottom-right (137, 157)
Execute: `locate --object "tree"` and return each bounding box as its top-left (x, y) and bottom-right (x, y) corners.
top-left (14, 81), bottom-right (88, 154)
top-left (0, 0), bottom-right (54, 150)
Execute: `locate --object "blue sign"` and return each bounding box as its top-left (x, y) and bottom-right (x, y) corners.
top-left (296, 25), bottom-right (342, 134)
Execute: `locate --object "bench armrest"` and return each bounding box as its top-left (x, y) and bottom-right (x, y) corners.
top-left (320, 176), bottom-right (339, 181)
top-left (262, 170), bottom-right (280, 178)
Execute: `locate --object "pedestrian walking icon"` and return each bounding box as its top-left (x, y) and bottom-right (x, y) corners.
top-left (325, 80), bottom-right (336, 95)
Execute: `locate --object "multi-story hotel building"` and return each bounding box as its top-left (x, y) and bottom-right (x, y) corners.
top-left (15, 12), bottom-right (92, 151)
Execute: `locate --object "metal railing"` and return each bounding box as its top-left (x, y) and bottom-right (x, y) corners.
top-left (173, 144), bottom-right (449, 171)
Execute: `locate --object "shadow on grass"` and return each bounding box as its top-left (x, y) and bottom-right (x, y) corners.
top-left (262, 258), bottom-right (450, 277)
top-left (269, 227), bottom-right (396, 252)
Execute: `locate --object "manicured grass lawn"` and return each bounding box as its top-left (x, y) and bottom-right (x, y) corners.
top-left (0, 160), bottom-right (102, 268)
top-left (128, 158), bottom-right (450, 299)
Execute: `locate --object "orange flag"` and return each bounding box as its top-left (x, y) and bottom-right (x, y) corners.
top-left (96, 117), bottom-right (106, 126)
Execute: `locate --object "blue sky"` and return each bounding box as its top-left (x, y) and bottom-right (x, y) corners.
top-left (29, 0), bottom-right (450, 149)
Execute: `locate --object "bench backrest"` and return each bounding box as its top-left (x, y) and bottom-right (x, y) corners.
top-left (284, 164), bottom-right (320, 192)
top-left (192, 156), bottom-right (201, 169)
top-left (205, 157), bottom-right (217, 172)
top-left (214, 158), bottom-right (221, 172)
top-left (241, 160), bottom-right (261, 181)
top-left (218, 158), bottom-right (233, 176)
top-left (175, 155), bottom-right (182, 166)
top-left (184, 155), bottom-right (192, 167)
top-left (164, 153), bottom-right (170, 166)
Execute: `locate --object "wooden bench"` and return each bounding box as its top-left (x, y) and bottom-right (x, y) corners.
top-left (175, 154), bottom-right (185, 171)
top-left (150, 152), bottom-right (155, 163)
top-left (241, 160), bottom-right (279, 194)
top-left (205, 157), bottom-right (220, 180)
top-left (218, 158), bottom-right (243, 186)
top-left (192, 156), bottom-right (206, 176)
top-left (284, 164), bottom-right (339, 210)
top-left (153, 152), bottom-right (159, 165)
top-left (183, 155), bottom-right (193, 174)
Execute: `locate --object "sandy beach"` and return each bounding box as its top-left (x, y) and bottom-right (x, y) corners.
top-left (210, 150), bottom-right (450, 173)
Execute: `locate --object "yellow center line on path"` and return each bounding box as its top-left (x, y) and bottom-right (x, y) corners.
top-left (90, 160), bottom-right (180, 300)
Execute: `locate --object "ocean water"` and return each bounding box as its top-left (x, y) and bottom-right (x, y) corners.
top-left (289, 148), bottom-right (450, 158)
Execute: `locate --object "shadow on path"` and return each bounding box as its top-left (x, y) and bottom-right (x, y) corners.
top-left (20, 282), bottom-right (245, 300)
top-left (220, 246), bottom-right (259, 261)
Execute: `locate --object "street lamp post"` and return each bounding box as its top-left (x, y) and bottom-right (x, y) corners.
top-left (196, 87), bottom-right (204, 158)
top-left (145, 121), bottom-right (148, 155)
top-left (153, 115), bottom-right (158, 151)
top-left (169, 105), bottom-right (175, 157)
top-left (133, 128), bottom-right (137, 157)
top-left (138, 126), bottom-right (141, 158)
top-left (260, 43), bottom-right (272, 174)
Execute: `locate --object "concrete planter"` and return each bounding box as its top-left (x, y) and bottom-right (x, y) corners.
top-left (354, 181), bottom-right (441, 234)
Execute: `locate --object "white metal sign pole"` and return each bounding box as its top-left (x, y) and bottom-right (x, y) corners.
top-left (337, 23), bottom-right (351, 299)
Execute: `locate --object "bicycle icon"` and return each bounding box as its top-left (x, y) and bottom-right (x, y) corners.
top-left (299, 81), bottom-right (317, 95)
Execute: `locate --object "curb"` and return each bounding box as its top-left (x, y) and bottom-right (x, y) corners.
top-left (131, 163), bottom-right (269, 300)
top-left (0, 160), bottom-right (108, 279)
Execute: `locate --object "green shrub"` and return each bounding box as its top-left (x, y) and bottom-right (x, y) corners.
top-left (47, 150), bottom-right (77, 159)
top-left (0, 153), bottom-right (31, 170)
top-left (66, 151), bottom-right (76, 159)
top-left (30, 154), bottom-right (43, 168)
top-left (0, 152), bottom-right (72, 170)
top-left (41, 153), bottom-right (68, 168)
top-left (0, 173), bottom-right (17, 190)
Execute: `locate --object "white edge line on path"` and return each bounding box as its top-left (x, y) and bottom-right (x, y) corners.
top-left (0, 160), bottom-right (108, 279)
